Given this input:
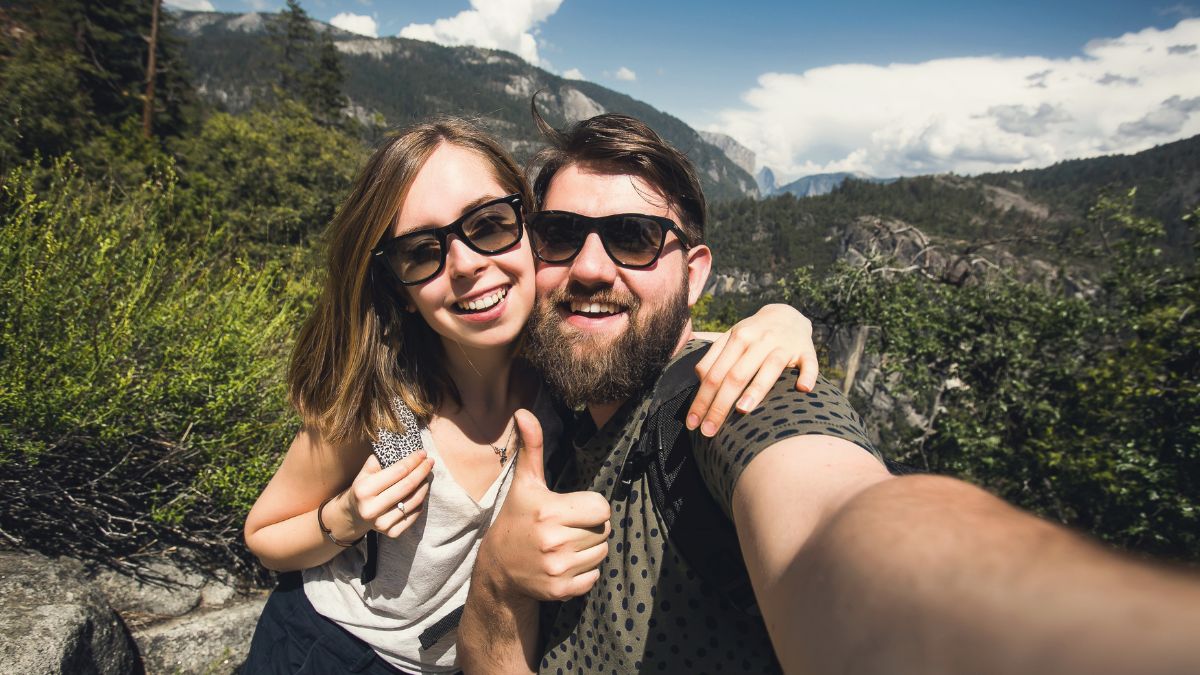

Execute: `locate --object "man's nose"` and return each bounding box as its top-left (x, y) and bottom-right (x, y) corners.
top-left (445, 236), bottom-right (487, 279)
top-left (567, 232), bottom-right (617, 288)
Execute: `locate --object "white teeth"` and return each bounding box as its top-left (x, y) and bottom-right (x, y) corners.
top-left (570, 301), bottom-right (620, 315)
top-left (457, 287), bottom-right (507, 312)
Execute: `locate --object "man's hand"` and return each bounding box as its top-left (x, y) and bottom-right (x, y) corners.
top-left (482, 409), bottom-right (611, 601)
top-left (460, 410), bottom-right (611, 674)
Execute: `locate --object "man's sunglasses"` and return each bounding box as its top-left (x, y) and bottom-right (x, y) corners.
top-left (525, 211), bottom-right (691, 268)
top-left (372, 194), bottom-right (524, 285)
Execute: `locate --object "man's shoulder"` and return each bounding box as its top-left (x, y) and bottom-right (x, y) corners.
top-left (731, 372), bottom-right (877, 456)
top-left (688, 371), bottom-right (879, 516)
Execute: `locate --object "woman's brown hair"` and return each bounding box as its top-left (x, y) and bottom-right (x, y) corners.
top-left (288, 117), bottom-right (533, 442)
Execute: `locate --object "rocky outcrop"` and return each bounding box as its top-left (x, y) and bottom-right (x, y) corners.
top-left (0, 552), bottom-right (135, 675)
top-left (559, 87), bottom-right (606, 123)
top-left (836, 216), bottom-right (1095, 295)
top-left (704, 269), bottom-right (775, 296)
top-left (820, 325), bottom-right (944, 451)
top-left (756, 167), bottom-right (777, 196)
top-left (133, 596), bottom-right (265, 675)
top-left (698, 131), bottom-right (756, 177)
top-left (92, 560), bottom-right (242, 622)
top-left (0, 551), bottom-right (267, 675)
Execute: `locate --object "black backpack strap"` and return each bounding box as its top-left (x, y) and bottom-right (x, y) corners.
top-left (543, 396), bottom-right (575, 487)
top-left (418, 604), bottom-right (465, 650)
top-left (360, 530), bottom-right (379, 584)
top-left (613, 346), bottom-right (710, 501)
top-left (613, 344), bottom-right (760, 615)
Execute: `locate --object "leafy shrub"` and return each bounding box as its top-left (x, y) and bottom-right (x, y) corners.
top-left (0, 157), bottom-right (308, 573)
top-left (172, 100), bottom-right (365, 249)
top-left (780, 192), bottom-right (1200, 559)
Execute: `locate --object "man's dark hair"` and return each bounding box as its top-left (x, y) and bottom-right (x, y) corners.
top-left (531, 99), bottom-right (707, 245)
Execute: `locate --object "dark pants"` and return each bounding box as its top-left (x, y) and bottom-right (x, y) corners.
top-left (242, 572), bottom-right (415, 675)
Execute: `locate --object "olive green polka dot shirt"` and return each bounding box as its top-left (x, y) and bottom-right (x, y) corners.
top-left (540, 341), bottom-right (880, 674)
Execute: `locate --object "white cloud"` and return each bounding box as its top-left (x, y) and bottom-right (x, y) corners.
top-left (165, 0), bottom-right (215, 10)
top-left (710, 18), bottom-right (1200, 181)
top-left (330, 12), bottom-right (378, 37)
top-left (1117, 95), bottom-right (1200, 138)
top-left (614, 66), bottom-right (637, 81)
top-left (563, 68), bottom-right (585, 80)
top-left (398, 0), bottom-right (563, 67)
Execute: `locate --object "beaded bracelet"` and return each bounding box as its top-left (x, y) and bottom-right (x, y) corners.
top-left (317, 495), bottom-right (364, 548)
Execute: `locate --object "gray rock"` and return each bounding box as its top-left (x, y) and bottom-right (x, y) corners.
top-left (698, 130), bottom-right (757, 177)
top-left (0, 551), bottom-right (136, 675)
top-left (93, 559), bottom-right (241, 620)
top-left (198, 571), bottom-right (239, 608)
top-left (703, 268), bottom-right (775, 297)
top-left (133, 595), bottom-right (266, 675)
top-left (93, 561), bottom-right (204, 619)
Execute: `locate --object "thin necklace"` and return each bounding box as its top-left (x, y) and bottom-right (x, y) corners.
top-left (451, 340), bottom-right (517, 464)
top-left (460, 407), bottom-right (516, 464)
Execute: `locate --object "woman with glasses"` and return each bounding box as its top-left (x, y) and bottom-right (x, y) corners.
top-left (241, 118), bottom-right (818, 674)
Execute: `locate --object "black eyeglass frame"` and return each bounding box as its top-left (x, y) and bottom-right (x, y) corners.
top-left (526, 211), bottom-right (692, 269)
top-left (372, 193), bottom-right (525, 286)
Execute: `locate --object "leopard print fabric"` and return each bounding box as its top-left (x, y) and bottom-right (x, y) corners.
top-left (372, 398), bottom-right (424, 468)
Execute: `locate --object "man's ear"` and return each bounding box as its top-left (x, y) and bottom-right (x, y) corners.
top-left (684, 244), bottom-right (712, 308)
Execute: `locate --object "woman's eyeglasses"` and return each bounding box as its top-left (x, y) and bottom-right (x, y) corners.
top-left (525, 211), bottom-right (691, 268)
top-left (373, 194), bottom-right (524, 285)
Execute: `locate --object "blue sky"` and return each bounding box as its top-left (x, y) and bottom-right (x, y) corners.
top-left (171, 1), bottom-right (1200, 180)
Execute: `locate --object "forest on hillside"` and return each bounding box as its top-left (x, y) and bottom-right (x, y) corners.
top-left (1, 1), bottom-right (1197, 579)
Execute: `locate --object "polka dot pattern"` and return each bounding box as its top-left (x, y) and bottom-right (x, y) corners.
top-left (695, 372), bottom-right (879, 521)
top-left (540, 341), bottom-right (878, 673)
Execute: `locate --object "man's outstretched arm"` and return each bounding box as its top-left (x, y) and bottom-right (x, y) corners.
top-left (733, 438), bottom-right (1200, 675)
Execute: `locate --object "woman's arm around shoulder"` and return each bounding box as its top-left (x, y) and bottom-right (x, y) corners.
top-left (690, 302), bottom-right (818, 437)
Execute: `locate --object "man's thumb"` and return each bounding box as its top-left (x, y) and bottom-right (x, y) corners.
top-left (513, 408), bottom-right (546, 486)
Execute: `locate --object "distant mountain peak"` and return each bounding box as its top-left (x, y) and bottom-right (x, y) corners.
top-left (698, 131), bottom-right (756, 176)
top-left (756, 166), bottom-right (776, 196)
top-left (172, 9), bottom-right (758, 201)
top-left (774, 171), bottom-right (893, 198)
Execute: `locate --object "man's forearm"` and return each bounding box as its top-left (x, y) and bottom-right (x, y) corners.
top-left (459, 560), bottom-right (539, 675)
top-left (778, 475), bottom-right (1200, 675)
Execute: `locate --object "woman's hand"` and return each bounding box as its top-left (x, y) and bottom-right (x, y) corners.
top-left (689, 303), bottom-right (818, 437)
top-left (337, 450), bottom-right (435, 539)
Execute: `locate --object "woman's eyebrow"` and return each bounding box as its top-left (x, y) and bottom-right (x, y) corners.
top-left (457, 194), bottom-right (502, 215)
top-left (401, 194), bottom-right (505, 234)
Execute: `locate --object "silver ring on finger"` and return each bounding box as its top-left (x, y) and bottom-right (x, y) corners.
top-left (396, 500), bottom-right (406, 517)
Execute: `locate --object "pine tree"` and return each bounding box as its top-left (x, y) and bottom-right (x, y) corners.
top-left (0, 0), bottom-right (193, 161)
top-left (305, 32), bottom-right (349, 127)
top-left (271, 0), bottom-right (316, 97)
top-left (267, 0), bottom-right (348, 127)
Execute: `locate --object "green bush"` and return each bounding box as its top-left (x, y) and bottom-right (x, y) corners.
top-left (0, 157), bottom-right (307, 572)
top-left (780, 192), bottom-right (1200, 560)
top-left (172, 100), bottom-right (365, 249)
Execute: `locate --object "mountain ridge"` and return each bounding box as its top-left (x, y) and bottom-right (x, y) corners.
top-left (172, 10), bottom-right (756, 202)
top-left (705, 133), bottom-right (1200, 298)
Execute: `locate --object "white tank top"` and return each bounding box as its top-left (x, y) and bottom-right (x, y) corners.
top-left (302, 387), bottom-right (557, 673)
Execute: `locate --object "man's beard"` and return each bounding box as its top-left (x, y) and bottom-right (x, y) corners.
top-left (524, 275), bottom-right (691, 409)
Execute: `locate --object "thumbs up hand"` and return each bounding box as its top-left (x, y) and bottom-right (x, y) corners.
top-left (480, 409), bottom-right (611, 601)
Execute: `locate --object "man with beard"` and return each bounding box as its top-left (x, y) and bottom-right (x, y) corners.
top-left (459, 113), bottom-right (1200, 674)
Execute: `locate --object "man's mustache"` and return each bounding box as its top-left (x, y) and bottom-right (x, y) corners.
top-left (545, 282), bottom-right (640, 312)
